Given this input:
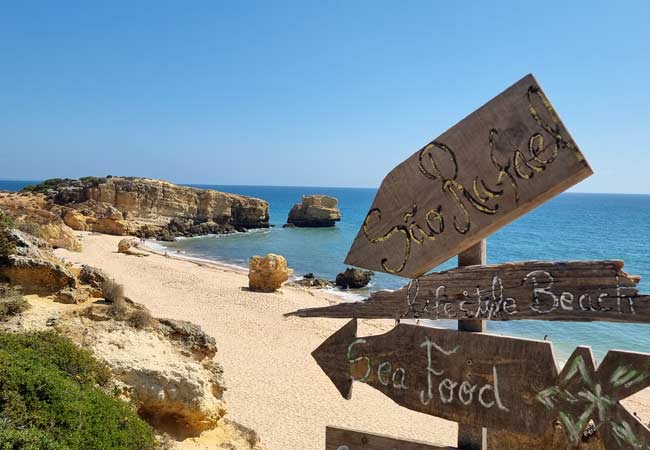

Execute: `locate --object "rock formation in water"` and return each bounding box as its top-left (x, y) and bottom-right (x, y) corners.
top-left (288, 272), bottom-right (333, 289)
top-left (4, 176), bottom-right (270, 244)
top-left (286, 195), bottom-right (341, 227)
top-left (335, 267), bottom-right (374, 289)
top-left (248, 253), bottom-right (293, 292)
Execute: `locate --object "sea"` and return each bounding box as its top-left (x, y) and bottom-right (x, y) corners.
top-left (3, 179), bottom-right (650, 362)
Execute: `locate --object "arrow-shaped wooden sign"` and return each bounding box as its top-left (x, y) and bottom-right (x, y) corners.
top-left (345, 74), bottom-right (592, 279)
top-left (326, 426), bottom-right (455, 450)
top-left (289, 260), bottom-right (650, 324)
top-left (313, 320), bottom-right (650, 449)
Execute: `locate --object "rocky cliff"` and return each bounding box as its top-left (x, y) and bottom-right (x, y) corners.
top-left (12, 176), bottom-right (270, 242)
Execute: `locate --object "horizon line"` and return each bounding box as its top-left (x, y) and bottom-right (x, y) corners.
top-left (2, 177), bottom-right (650, 196)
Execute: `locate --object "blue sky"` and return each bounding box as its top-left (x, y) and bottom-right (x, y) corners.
top-left (1, 1), bottom-right (649, 192)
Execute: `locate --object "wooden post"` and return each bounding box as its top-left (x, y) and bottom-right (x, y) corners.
top-left (457, 240), bottom-right (487, 450)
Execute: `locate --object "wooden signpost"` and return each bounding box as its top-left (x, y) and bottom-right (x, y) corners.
top-left (313, 319), bottom-right (558, 434)
top-left (344, 74), bottom-right (592, 279)
top-left (291, 75), bottom-right (650, 449)
top-left (312, 319), bottom-right (650, 446)
top-left (288, 260), bottom-right (650, 323)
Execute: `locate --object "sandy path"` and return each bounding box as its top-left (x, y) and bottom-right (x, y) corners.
top-left (56, 233), bottom-right (457, 450)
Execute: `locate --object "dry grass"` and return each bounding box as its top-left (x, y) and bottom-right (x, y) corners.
top-left (16, 221), bottom-right (42, 238)
top-left (128, 309), bottom-right (157, 330)
top-left (99, 279), bottom-right (158, 330)
top-left (101, 279), bottom-right (124, 303)
top-left (0, 285), bottom-right (29, 320)
top-left (110, 296), bottom-right (129, 321)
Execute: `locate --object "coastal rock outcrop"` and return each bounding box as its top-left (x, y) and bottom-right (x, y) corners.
top-left (286, 195), bottom-right (341, 227)
top-left (0, 230), bottom-right (76, 295)
top-left (289, 273), bottom-right (333, 289)
top-left (78, 264), bottom-right (108, 288)
top-left (17, 176), bottom-right (270, 240)
top-left (335, 267), bottom-right (374, 289)
top-left (62, 308), bottom-right (228, 434)
top-left (0, 192), bottom-right (81, 251)
top-left (248, 254), bottom-right (293, 292)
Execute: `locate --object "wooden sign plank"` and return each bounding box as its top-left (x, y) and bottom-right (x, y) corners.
top-left (326, 426), bottom-right (454, 450)
top-left (345, 74), bottom-right (592, 278)
top-left (537, 347), bottom-right (650, 450)
top-left (313, 319), bottom-right (650, 448)
top-left (313, 319), bottom-right (558, 435)
top-left (288, 260), bottom-right (650, 324)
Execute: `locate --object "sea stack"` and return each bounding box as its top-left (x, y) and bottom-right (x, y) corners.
top-left (286, 195), bottom-right (341, 227)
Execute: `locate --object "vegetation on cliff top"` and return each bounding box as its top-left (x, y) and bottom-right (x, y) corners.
top-left (0, 211), bottom-right (16, 258)
top-left (21, 177), bottom-right (108, 193)
top-left (0, 331), bottom-right (157, 450)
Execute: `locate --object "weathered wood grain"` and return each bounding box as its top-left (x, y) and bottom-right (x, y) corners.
top-left (313, 319), bottom-right (559, 435)
top-left (487, 427), bottom-right (605, 450)
top-left (325, 427), bottom-right (454, 450)
top-left (456, 241), bottom-right (486, 450)
top-left (344, 74), bottom-right (592, 278)
top-left (314, 320), bottom-right (650, 448)
top-left (288, 260), bottom-right (650, 324)
top-left (536, 346), bottom-right (650, 450)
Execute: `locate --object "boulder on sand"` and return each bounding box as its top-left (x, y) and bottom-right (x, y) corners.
top-left (118, 238), bottom-right (137, 254)
top-left (248, 254), bottom-right (293, 292)
top-left (335, 267), bottom-right (373, 289)
top-left (117, 238), bottom-right (148, 257)
top-left (286, 195), bottom-right (341, 227)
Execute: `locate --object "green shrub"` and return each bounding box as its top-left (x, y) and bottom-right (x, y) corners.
top-left (0, 426), bottom-right (68, 450)
top-left (0, 331), bottom-right (156, 450)
top-left (79, 176), bottom-right (106, 186)
top-left (0, 213), bottom-right (13, 230)
top-left (19, 178), bottom-right (68, 194)
top-left (0, 286), bottom-right (29, 320)
top-left (0, 212), bottom-right (15, 258)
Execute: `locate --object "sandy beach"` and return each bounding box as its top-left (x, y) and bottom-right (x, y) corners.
top-left (55, 233), bottom-right (650, 450)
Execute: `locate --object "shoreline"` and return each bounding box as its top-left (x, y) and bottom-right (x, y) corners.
top-left (139, 235), bottom-right (370, 303)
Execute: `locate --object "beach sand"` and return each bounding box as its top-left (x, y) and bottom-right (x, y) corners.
top-left (55, 233), bottom-right (650, 450)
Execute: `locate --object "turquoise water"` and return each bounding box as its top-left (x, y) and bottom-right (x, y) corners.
top-left (175, 185), bottom-right (650, 362)
top-left (3, 180), bottom-right (650, 361)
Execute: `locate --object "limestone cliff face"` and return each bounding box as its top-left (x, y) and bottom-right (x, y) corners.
top-left (20, 177), bottom-right (270, 240)
top-left (63, 177), bottom-right (269, 228)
